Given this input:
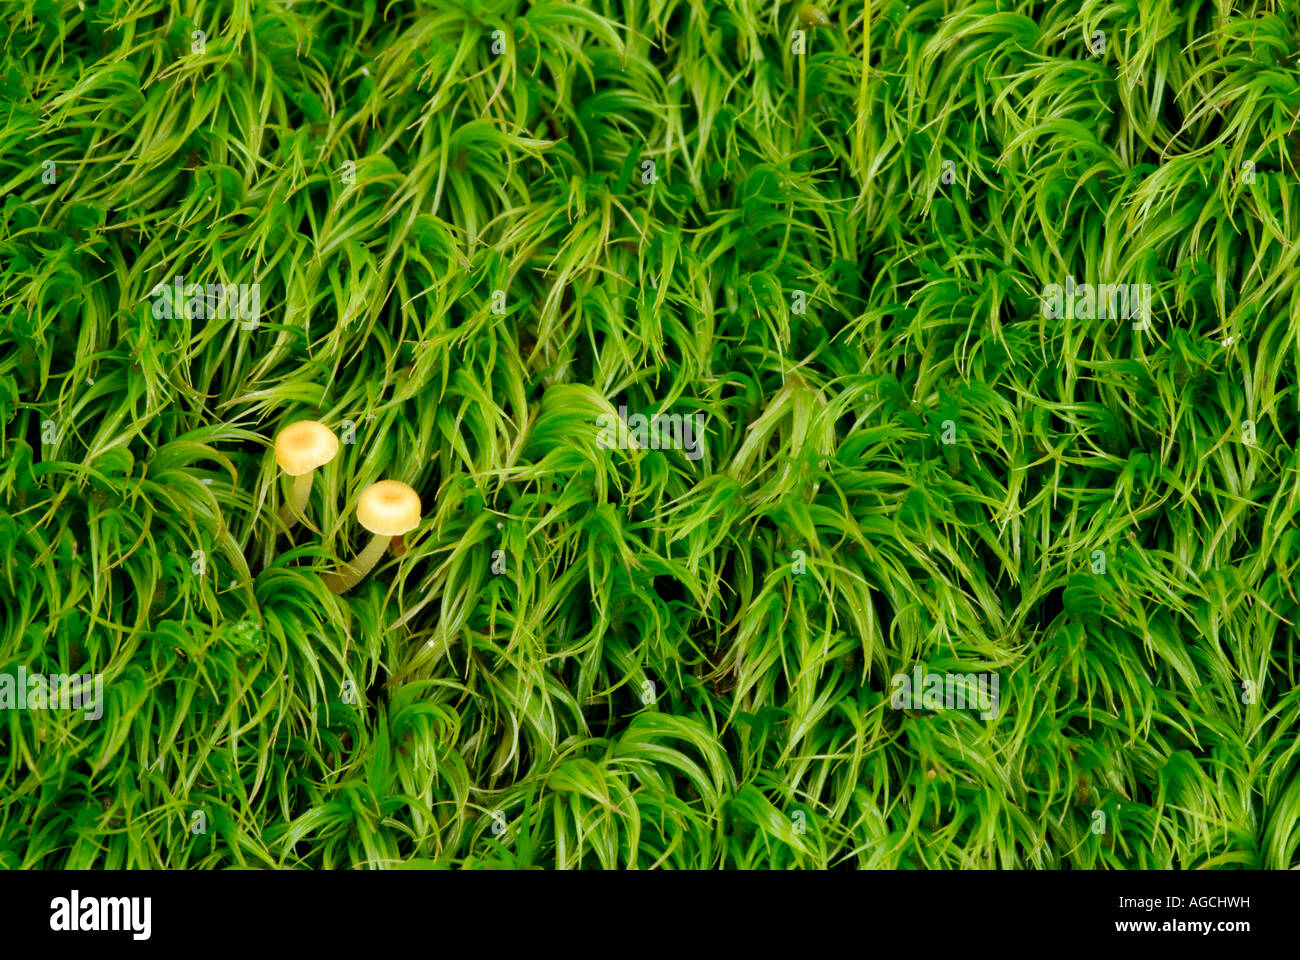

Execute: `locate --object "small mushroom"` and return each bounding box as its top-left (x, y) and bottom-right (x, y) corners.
top-left (275, 421), bottom-right (339, 529)
top-left (326, 480), bottom-right (421, 594)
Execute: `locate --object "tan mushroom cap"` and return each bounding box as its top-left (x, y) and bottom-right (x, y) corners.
top-left (275, 421), bottom-right (340, 476)
top-left (356, 480), bottom-right (421, 537)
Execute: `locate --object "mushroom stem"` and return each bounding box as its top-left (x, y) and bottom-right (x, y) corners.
top-left (326, 533), bottom-right (390, 594)
top-left (277, 471), bottom-right (315, 528)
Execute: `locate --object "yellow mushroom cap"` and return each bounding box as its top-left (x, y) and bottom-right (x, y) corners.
top-left (275, 421), bottom-right (340, 476)
top-left (356, 480), bottom-right (421, 537)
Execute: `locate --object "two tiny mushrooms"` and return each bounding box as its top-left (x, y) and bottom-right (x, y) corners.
top-left (273, 420), bottom-right (422, 594)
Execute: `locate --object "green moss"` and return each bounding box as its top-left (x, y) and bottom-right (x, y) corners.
top-left (0, 0), bottom-right (1297, 869)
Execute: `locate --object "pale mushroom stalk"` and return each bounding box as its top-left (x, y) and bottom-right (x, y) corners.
top-left (327, 480), bottom-right (421, 594)
top-left (281, 472), bottom-right (316, 525)
top-left (274, 421), bottom-right (339, 530)
top-left (327, 532), bottom-right (391, 594)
